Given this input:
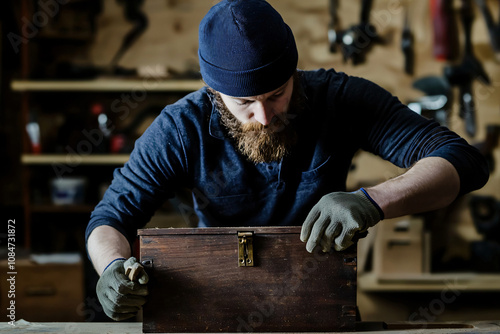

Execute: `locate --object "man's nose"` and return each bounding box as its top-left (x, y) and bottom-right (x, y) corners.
top-left (252, 101), bottom-right (275, 126)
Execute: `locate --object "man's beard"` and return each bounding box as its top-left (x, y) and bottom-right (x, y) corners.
top-left (210, 75), bottom-right (302, 164)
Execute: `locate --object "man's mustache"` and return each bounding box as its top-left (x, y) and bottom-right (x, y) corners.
top-left (241, 113), bottom-right (296, 133)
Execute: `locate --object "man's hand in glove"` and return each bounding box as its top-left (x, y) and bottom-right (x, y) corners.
top-left (301, 188), bottom-right (384, 252)
top-left (97, 257), bottom-right (149, 321)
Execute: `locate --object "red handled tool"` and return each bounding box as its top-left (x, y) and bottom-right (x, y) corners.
top-left (429, 0), bottom-right (460, 61)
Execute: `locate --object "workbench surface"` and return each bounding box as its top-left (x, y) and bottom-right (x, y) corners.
top-left (1, 320), bottom-right (500, 333)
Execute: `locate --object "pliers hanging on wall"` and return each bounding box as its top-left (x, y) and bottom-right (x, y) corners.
top-left (328, 0), bottom-right (383, 65)
top-left (474, 0), bottom-right (500, 61)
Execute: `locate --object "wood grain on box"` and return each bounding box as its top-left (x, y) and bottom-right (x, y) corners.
top-left (138, 226), bottom-right (357, 333)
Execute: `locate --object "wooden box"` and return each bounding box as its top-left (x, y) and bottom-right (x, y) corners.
top-left (138, 226), bottom-right (357, 333)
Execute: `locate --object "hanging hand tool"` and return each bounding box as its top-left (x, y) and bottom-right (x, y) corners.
top-left (409, 75), bottom-right (451, 126)
top-left (412, 75), bottom-right (451, 97)
top-left (473, 124), bottom-right (500, 172)
top-left (401, 4), bottom-right (415, 75)
top-left (444, 0), bottom-right (490, 137)
top-left (328, 0), bottom-right (384, 65)
top-left (54, 0), bottom-right (148, 79)
top-left (407, 95), bottom-right (450, 126)
top-left (469, 195), bottom-right (500, 272)
top-left (470, 195), bottom-right (500, 241)
top-left (429, 0), bottom-right (460, 61)
top-left (474, 0), bottom-right (500, 62)
top-left (110, 0), bottom-right (149, 70)
top-left (328, 0), bottom-right (340, 53)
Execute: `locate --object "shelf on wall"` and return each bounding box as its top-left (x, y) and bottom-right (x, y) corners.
top-left (21, 154), bottom-right (130, 165)
top-left (358, 272), bottom-right (500, 292)
top-left (11, 79), bottom-right (204, 92)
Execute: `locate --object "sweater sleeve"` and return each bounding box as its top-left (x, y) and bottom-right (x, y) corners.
top-left (338, 74), bottom-right (489, 196)
top-left (85, 109), bottom-right (189, 247)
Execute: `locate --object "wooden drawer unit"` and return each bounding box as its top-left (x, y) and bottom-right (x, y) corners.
top-left (0, 257), bottom-right (84, 322)
top-left (138, 226), bottom-right (357, 332)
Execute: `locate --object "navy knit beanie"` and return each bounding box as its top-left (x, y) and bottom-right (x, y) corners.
top-left (198, 0), bottom-right (298, 97)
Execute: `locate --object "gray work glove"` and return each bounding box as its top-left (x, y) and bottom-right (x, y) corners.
top-left (301, 189), bottom-right (383, 252)
top-left (96, 257), bottom-right (149, 321)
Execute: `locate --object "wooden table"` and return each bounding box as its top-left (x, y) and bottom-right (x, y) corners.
top-left (1, 320), bottom-right (499, 333)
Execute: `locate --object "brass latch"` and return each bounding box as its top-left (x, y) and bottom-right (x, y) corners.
top-left (238, 232), bottom-right (254, 267)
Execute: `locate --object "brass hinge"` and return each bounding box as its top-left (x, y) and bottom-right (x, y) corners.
top-left (238, 232), bottom-right (254, 267)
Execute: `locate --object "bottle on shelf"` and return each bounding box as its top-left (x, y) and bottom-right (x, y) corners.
top-left (87, 102), bottom-right (112, 153)
top-left (26, 115), bottom-right (41, 154)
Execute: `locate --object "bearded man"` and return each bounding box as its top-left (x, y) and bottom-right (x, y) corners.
top-left (86, 0), bottom-right (489, 321)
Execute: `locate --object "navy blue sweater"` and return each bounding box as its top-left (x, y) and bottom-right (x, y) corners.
top-left (85, 69), bottom-right (489, 246)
